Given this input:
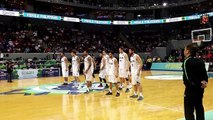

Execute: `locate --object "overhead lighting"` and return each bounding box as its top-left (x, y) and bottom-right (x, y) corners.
top-left (163, 2), bottom-right (167, 6)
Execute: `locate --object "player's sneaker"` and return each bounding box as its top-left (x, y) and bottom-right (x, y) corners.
top-left (116, 92), bottom-right (120, 97)
top-left (75, 83), bottom-right (80, 88)
top-left (62, 83), bottom-right (68, 86)
top-left (130, 94), bottom-right (138, 98)
top-left (98, 84), bottom-right (103, 87)
top-left (125, 88), bottom-right (130, 93)
top-left (119, 86), bottom-right (123, 90)
top-left (105, 84), bottom-right (109, 89)
top-left (137, 96), bottom-right (144, 101)
top-left (106, 92), bottom-right (112, 95)
top-left (84, 90), bottom-right (90, 94)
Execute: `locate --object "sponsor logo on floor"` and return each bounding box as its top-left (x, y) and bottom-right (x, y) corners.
top-left (0, 82), bottom-right (107, 95)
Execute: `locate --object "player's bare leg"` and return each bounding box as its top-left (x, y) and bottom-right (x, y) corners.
top-left (115, 83), bottom-right (120, 97)
top-left (106, 82), bottom-right (113, 95)
top-left (119, 78), bottom-right (125, 90)
top-left (137, 83), bottom-right (144, 101)
top-left (74, 76), bottom-right (80, 87)
top-left (125, 78), bottom-right (130, 93)
top-left (85, 81), bottom-right (92, 94)
top-left (130, 84), bottom-right (138, 98)
top-left (62, 77), bottom-right (68, 85)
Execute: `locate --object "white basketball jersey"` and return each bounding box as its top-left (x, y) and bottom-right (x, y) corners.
top-left (100, 58), bottom-right (104, 70)
top-left (104, 54), bottom-right (109, 69)
top-left (108, 57), bottom-right (117, 75)
top-left (130, 53), bottom-right (141, 74)
top-left (61, 56), bottom-right (67, 70)
top-left (84, 55), bottom-right (93, 72)
top-left (72, 56), bottom-right (79, 70)
top-left (119, 52), bottom-right (128, 69)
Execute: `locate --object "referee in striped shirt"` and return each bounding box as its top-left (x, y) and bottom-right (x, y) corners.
top-left (183, 43), bottom-right (208, 120)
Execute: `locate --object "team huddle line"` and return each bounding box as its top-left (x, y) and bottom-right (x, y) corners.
top-left (60, 47), bottom-right (144, 101)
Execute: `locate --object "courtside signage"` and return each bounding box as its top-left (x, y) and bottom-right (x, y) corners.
top-left (23, 12), bottom-right (61, 21)
top-left (63, 17), bottom-right (80, 22)
top-left (165, 17), bottom-right (183, 23)
top-left (81, 19), bottom-right (111, 25)
top-left (17, 69), bottom-right (38, 79)
top-left (113, 21), bottom-right (129, 25)
top-left (1, 10), bottom-right (213, 25)
top-left (151, 63), bottom-right (210, 71)
top-left (0, 10), bottom-right (19, 17)
top-left (130, 19), bottom-right (164, 25)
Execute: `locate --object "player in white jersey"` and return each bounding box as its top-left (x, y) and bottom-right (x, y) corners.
top-left (129, 48), bottom-right (144, 101)
top-left (71, 50), bottom-right (80, 87)
top-left (83, 50), bottom-right (93, 93)
top-left (91, 56), bottom-right (96, 82)
top-left (98, 52), bottom-right (109, 88)
top-left (61, 52), bottom-right (69, 85)
top-left (118, 47), bottom-right (130, 90)
top-left (102, 50), bottom-right (109, 75)
top-left (105, 51), bottom-right (120, 97)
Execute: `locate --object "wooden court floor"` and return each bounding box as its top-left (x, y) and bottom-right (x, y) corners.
top-left (0, 71), bottom-right (212, 120)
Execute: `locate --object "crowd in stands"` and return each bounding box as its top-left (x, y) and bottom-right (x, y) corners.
top-left (123, 31), bottom-right (168, 52)
top-left (0, 24), bottom-right (128, 53)
top-left (0, 16), bottom-right (212, 53)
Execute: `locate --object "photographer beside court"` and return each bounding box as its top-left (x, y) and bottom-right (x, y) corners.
top-left (6, 62), bottom-right (13, 83)
top-left (183, 43), bottom-right (208, 120)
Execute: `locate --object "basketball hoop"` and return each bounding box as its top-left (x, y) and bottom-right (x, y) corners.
top-left (191, 28), bottom-right (212, 43)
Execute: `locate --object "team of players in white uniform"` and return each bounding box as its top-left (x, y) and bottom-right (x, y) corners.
top-left (60, 47), bottom-right (144, 101)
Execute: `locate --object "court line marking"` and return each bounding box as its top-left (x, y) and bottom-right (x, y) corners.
top-left (110, 96), bottom-right (184, 113)
top-left (143, 102), bottom-right (183, 113)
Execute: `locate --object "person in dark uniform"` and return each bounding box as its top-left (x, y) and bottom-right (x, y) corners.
top-left (6, 62), bottom-right (13, 83)
top-left (182, 43), bottom-right (208, 120)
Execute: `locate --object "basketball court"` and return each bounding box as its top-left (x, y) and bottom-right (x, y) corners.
top-left (0, 71), bottom-right (212, 120)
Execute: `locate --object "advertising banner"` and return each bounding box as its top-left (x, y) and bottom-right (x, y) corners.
top-left (165, 17), bottom-right (183, 23)
top-left (130, 19), bottom-right (164, 25)
top-left (113, 21), bottom-right (129, 25)
top-left (151, 63), bottom-right (210, 71)
top-left (63, 17), bottom-right (80, 22)
top-left (81, 19), bottom-right (111, 25)
top-left (23, 12), bottom-right (61, 21)
top-left (0, 10), bottom-right (19, 17)
top-left (17, 69), bottom-right (38, 79)
top-left (0, 70), bottom-right (7, 80)
top-left (41, 68), bottom-right (60, 77)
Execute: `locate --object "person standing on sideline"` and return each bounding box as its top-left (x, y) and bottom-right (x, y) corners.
top-left (6, 62), bottom-right (13, 83)
top-left (61, 52), bottom-right (69, 85)
top-left (183, 43), bottom-right (208, 120)
top-left (83, 50), bottom-right (93, 93)
top-left (129, 48), bottom-right (144, 101)
top-left (71, 50), bottom-right (80, 87)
